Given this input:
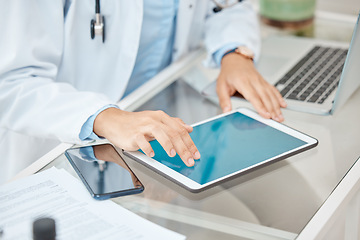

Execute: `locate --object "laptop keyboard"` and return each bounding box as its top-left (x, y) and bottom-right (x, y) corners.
top-left (274, 46), bottom-right (348, 104)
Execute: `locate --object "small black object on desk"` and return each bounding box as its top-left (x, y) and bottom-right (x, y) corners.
top-left (33, 218), bottom-right (56, 240)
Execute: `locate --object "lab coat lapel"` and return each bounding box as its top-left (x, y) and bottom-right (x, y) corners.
top-left (173, 0), bottom-right (196, 61)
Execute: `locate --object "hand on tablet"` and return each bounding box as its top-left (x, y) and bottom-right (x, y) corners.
top-left (93, 108), bottom-right (200, 167)
top-left (217, 52), bottom-right (287, 122)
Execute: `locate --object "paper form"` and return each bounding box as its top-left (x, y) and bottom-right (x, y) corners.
top-left (0, 167), bottom-right (186, 240)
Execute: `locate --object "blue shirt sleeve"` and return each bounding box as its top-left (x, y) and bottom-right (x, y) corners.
top-left (79, 104), bottom-right (120, 141)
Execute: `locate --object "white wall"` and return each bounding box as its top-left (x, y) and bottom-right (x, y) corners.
top-left (316, 0), bottom-right (360, 15)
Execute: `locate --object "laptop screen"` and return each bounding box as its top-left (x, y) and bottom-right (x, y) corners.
top-left (331, 12), bottom-right (360, 113)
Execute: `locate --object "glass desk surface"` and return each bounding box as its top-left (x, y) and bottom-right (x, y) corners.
top-left (39, 14), bottom-right (360, 240)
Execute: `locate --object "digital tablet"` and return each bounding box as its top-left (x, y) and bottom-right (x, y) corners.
top-left (124, 108), bottom-right (318, 192)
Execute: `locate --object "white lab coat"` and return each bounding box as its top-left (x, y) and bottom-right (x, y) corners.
top-left (0, 0), bottom-right (260, 182)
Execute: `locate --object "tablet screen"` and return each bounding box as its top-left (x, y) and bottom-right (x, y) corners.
top-left (147, 112), bottom-right (307, 185)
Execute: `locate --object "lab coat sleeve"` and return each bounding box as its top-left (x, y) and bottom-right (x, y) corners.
top-left (203, 0), bottom-right (261, 67)
top-left (0, 1), bottom-right (116, 144)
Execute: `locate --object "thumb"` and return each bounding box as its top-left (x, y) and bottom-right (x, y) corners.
top-left (216, 80), bottom-right (232, 113)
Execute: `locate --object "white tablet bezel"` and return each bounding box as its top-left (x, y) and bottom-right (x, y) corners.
top-left (124, 108), bottom-right (318, 192)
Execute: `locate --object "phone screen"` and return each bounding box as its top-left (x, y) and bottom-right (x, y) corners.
top-left (65, 144), bottom-right (144, 200)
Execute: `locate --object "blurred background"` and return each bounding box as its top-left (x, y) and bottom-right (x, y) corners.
top-left (317, 0), bottom-right (360, 14)
top-left (251, 0), bottom-right (360, 15)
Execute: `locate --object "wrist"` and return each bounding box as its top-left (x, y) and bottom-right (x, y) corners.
top-left (93, 107), bottom-right (122, 138)
top-left (221, 50), bottom-right (254, 66)
top-left (222, 46), bottom-right (254, 63)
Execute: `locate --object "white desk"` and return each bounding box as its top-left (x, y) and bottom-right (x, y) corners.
top-left (9, 12), bottom-right (360, 240)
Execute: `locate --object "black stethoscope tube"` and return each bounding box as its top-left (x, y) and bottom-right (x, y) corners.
top-left (95, 0), bottom-right (100, 14)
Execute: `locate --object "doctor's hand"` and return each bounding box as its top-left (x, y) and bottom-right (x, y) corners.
top-left (93, 108), bottom-right (200, 167)
top-left (217, 53), bottom-right (287, 122)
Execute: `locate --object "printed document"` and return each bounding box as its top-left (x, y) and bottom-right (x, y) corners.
top-left (0, 167), bottom-right (186, 240)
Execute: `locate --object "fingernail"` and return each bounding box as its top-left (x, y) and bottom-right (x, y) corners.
top-left (186, 125), bottom-right (193, 132)
top-left (170, 149), bottom-right (176, 157)
top-left (282, 100), bottom-right (287, 107)
top-left (188, 158), bottom-right (194, 166)
top-left (279, 114), bottom-right (284, 121)
top-left (149, 151), bottom-right (155, 157)
top-left (262, 111), bottom-right (271, 118)
top-left (194, 151), bottom-right (201, 159)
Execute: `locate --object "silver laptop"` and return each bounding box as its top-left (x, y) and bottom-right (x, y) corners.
top-left (202, 13), bottom-right (360, 115)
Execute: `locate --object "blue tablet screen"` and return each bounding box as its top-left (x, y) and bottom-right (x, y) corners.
top-left (148, 112), bottom-right (307, 185)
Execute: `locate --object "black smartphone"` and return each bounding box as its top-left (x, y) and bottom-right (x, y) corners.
top-left (65, 143), bottom-right (144, 200)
